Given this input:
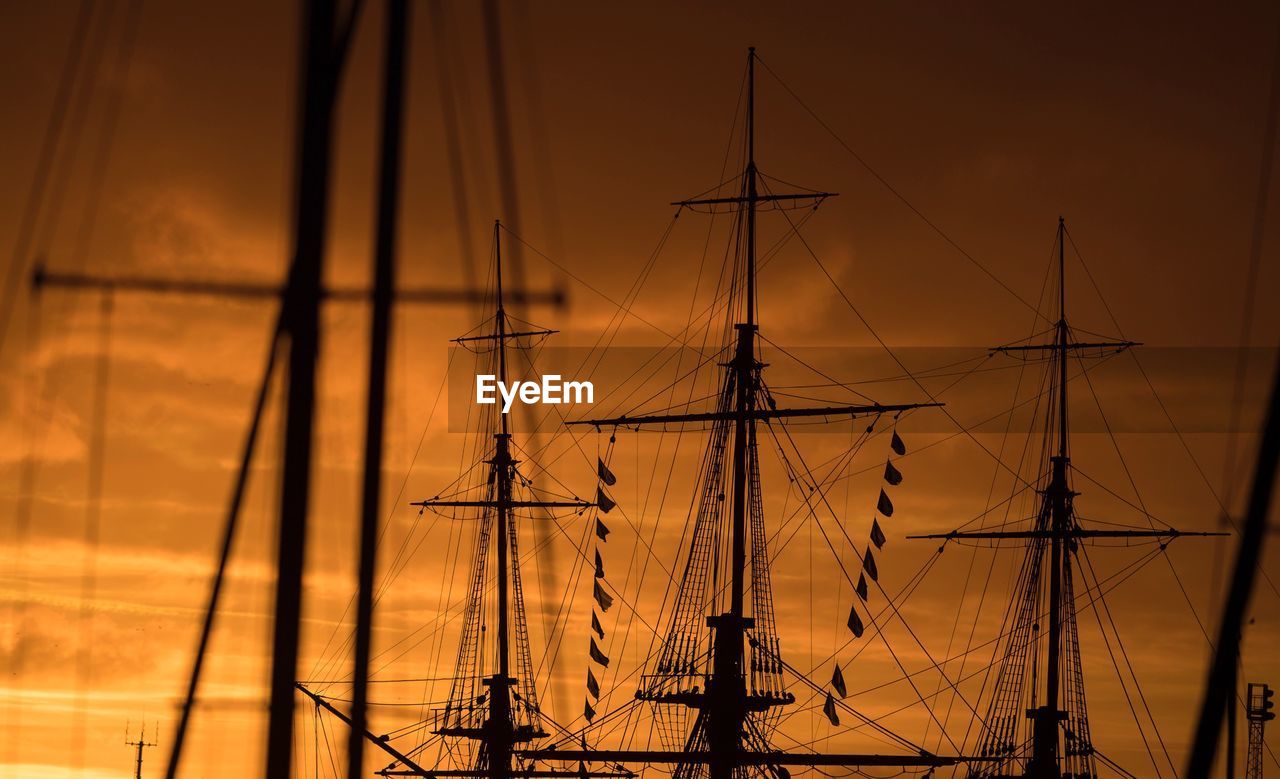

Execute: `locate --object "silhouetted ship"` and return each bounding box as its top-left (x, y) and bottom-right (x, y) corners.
top-left (299, 50), bottom-right (1226, 779)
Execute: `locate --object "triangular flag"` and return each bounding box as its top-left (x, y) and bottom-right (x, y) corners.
top-left (594, 548), bottom-right (605, 578)
top-left (855, 573), bottom-right (868, 602)
top-left (595, 517), bottom-right (611, 540)
top-left (598, 458), bottom-right (617, 486)
top-left (883, 459), bottom-right (903, 486)
top-left (822, 691), bottom-right (840, 725)
top-left (593, 580), bottom-right (614, 612)
top-left (891, 430), bottom-right (906, 456)
top-left (589, 637), bottom-right (611, 667)
top-left (870, 518), bottom-right (886, 550)
top-left (831, 664), bottom-right (847, 698)
top-left (584, 700), bottom-right (596, 721)
top-left (596, 488), bottom-right (616, 514)
top-left (591, 610), bottom-right (605, 638)
top-left (863, 548), bottom-right (879, 582)
top-left (847, 604), bottom-right (864, 638)
top-left (586, 668), bottom-right (601, 698)
top-left (877, 489), bottom-right (894, 518)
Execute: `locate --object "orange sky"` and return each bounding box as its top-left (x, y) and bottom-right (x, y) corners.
top-left (1, 1), bottom-right (1279, 777)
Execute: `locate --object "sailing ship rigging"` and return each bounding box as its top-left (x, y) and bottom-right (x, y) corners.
top-left (532, 48), bottom-right (957, 779)
top-left (299, 46), bottom-right (1244, 779)
top-left (7, 0), bottom-right (1278, 774)
top-left (301, 47), bottom-right (965, 779)
top-left (909, 219), bottom-right (1223, 778)
top-left (301, 223), bottom-right (620, 779)
top-left (253, 46), bottom-right (1256, 779)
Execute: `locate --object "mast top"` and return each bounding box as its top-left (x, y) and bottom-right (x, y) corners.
top-left (1057, 216), bottom-right (1068, 460)
top-left (495, 219), bottom-right (505, 316)
top-left (1054, 212), bottom-right (1064, 324)
top-left (745, 47), bottom-right (757, 330)
top-left (449, 222), bottom-right (556, 347)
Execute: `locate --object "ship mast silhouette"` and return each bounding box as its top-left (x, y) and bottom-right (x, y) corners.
top-left (546, 48), bottom-right (950, 778)
top-left (413, 223), bottom-right (593, 779)
top-left (911, 219), bottom-right (1222, 779)
top-left (298, 223), bottom-right (623, 779)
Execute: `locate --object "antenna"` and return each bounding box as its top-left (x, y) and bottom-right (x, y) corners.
top-left (125, 722), bottom-right (157, 779)
top-left (1245, 683), bottom-right (1275, 779)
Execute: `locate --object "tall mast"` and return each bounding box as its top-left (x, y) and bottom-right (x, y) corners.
top-left (908, 218), bottom-right (1224, 779)
top-left (563, 47), bottom-right (945, 779)
top-left (1057, 216), bottom-right (1068, 460)
top-left (1037, 217), bottom-right (1070, 776)
top-left (495, 220), bottom-right (508, 406)
top-left (707, 46), bottom-right (760, 779)
top-left (730, 46), bottom-right (758, 623)
top-left (494, 221), bottom-right (509, 675)
top-left (746, 46), bottom-right (757, 330)
top-left (405, 221), bottom-right (593, 779)
top-left (490, 219), bottom-right (515, 779)
top-left (495, 219), bottom-right (511, 683)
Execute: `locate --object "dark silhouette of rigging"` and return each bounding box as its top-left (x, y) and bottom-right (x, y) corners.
top-left (544, 48), bottom-right (950, 779)
top-left (300, 224), bottom-right (613, 779)
top-left (912, 219), bottom-right (1222, 779)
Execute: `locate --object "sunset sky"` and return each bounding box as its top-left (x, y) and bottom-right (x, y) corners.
top-left (2, 1), bottom-right (1279, 777)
